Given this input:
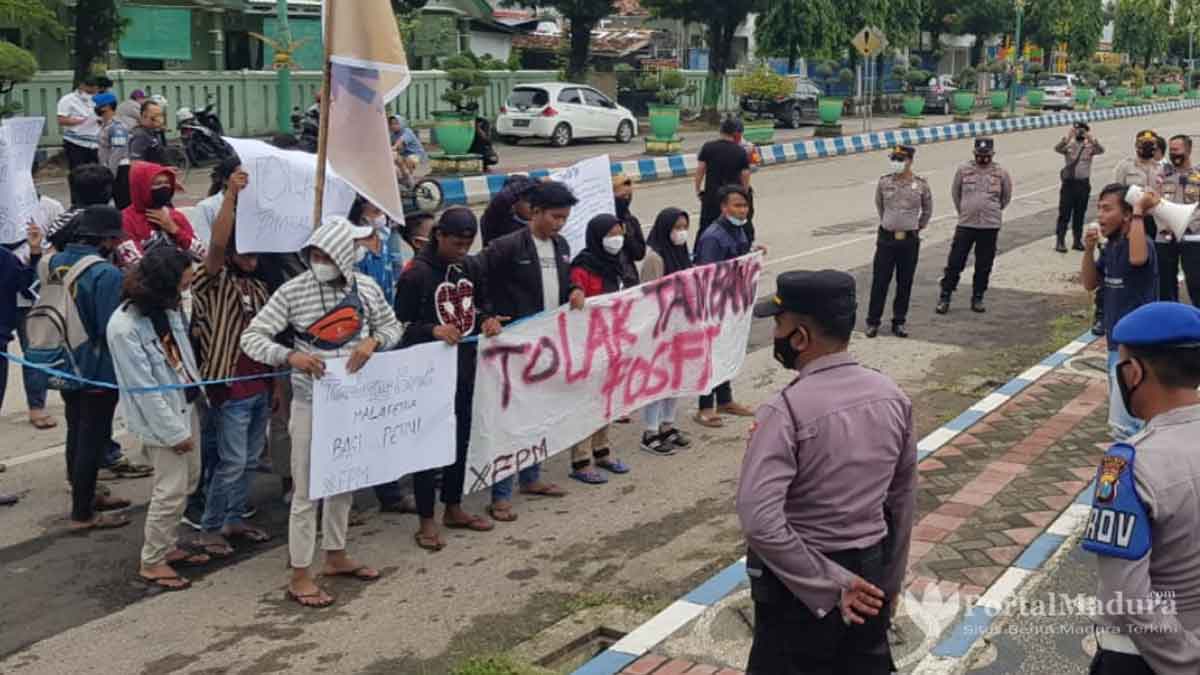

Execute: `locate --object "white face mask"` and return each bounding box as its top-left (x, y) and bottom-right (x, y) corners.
top-left (602, 235), bottom-right (625, 255)
top-left (370, 214), bottom-right (387, 230)
top-left (727, 215), bottom-right (746, 227)
top-left (355, 246), bottom-right (368, 263)
top-left (670, 229), bottom-right (688, 246)
top-left (890, 160), bottom-right (906, 173)
top-left (311, 261), bottom-right (341, 282)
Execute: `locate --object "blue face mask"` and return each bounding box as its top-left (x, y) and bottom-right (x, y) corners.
top-left (727, 215), bottom-right (746, 227)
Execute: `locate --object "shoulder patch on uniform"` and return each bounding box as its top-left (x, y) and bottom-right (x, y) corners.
top-left (1081, 443), bottom-right (1151, 560)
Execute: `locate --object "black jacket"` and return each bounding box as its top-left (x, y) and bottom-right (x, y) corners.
top-left (478, 227), bottom-right (577, 321)
top-left (394, 245), bottom-right (487, 381)
top-left (618, 210), bottom-right (646, 287)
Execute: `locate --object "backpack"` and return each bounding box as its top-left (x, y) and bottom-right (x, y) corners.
top-left (22, 254), bottom-right (105, 391)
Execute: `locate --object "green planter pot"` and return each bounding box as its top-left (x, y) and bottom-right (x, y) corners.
top-left (1142, 85), bottom-right (1155, 98)
top-left (818, 97), bottom-right (844, 124)
top-left (1096, 97), bottom-right (1113, 109)
top-left (1188, 90), bottom-right (1200, 100)
top-left (1075, 88), bottom-right (1093, 106)
top-left (989, 90), bottom-right (1009, 111)
top-left (1115, 86), bottom-right (1130, 102)
top-left (952, 91), bottom-right (975, 115)
top-left (901, 96), bottom-right (924, 117)
top-left (647, 104), bottom-right (681, 141)
top-left (432, 111), bottom-right (476, 156)
top-left (742, 122), bottom-right (775, 145)
top-left (1026, 89), bottom-right (1045, 108)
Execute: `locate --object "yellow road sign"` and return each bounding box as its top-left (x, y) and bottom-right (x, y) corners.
top-left (852, 26), bottom-right (887, 57)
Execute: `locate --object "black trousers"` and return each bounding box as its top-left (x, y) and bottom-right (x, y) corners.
top-left (63, 389), bottom-right (119, 522)
top-left (699, 381), bottom-right (733, 410)
top-left (940, 227), bottom-right (999, 299)
top-left (1155, 239), bottom-right (1200, 305)
top-left (746, 544), bottom-right (894, 675)
top-left (1088, 649), bottom-right (1154, 675)
top-left (414, 354), bottom-right (474, 518)
top-left (867, 229), bottom-right (920, 327)
top-left (1056, 179), bottom-right (1090, 242)
top-left (113, 164), bottom-right (131, 210)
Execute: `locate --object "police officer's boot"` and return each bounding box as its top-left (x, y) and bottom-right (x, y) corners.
top-left (1054, 234), bottom-right (1067, 253)
top-left (935, 291), bottom-right (951, 314)
top-left (892, 323), bottom-right (909, 338)
top-left (971, 295), bottom-right (986, 313)
top-left (1072, 237), bottom-right (1085, 251)
top-left (865, 324), bottom-right (879, 338)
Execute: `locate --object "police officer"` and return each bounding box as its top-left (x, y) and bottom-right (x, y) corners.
top-left (739, 270), bottom-right (917, 674)
top-left (937, 137), bottom-right (1013, 314)
top-left (1102, 131), bottom-right (1166, 334)
top-left (1054, 121), bottom-right (1105, 253)
top-left (867, 145), bottom-right (931, 338)
top-left (1082, 301), bottom-right (1200, 675)
top-left (1155, 135), bottom-right (1200, 303)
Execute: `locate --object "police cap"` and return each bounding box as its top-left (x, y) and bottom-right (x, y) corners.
top-left (1112, 302), bottom-right (1200, 348)
top-left (890, 145), bottom-right (916, 161)
top-left (753, 270), bottom-right (856, 320)
top-left (974, 137), bottom-right (995, 155)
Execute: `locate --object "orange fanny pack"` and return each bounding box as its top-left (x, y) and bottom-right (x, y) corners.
top-left (299, 286), bottom-right (364, 350)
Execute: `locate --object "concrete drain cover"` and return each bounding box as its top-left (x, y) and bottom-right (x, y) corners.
top-left (535, 627), bottom-right (625, 672)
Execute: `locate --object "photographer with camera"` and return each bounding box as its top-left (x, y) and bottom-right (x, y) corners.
top-left (1054, 122), bottom-right (1105, 253)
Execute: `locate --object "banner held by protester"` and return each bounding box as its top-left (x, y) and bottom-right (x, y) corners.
top-left (0, 117), bottom-right (46, 242)
top-left (465, 252), bottom-right (763, 493)
top-left (310, 342), bottom-right (457, 499)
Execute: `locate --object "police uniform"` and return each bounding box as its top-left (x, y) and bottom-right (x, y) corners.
top-left (739, 271), bottom-right (917, 675)
top-left (867, 145), bottom-right (932, 338)
top-left (1101, 131), bottom-right (1166, 334)
top-left (1055, 122), bottom-right (1105, 251)
top-left (939, 137), bottom-right (1013, 314)
top-left (1082, 302), bottom-right (1200, 675)
top-left (1155, 163), bottom-right (1200, 304)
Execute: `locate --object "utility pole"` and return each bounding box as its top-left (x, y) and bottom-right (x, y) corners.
top-left (276, 0), bottom-right (292, 133)
top-left (1009, 0), bottom-right (1025, 115)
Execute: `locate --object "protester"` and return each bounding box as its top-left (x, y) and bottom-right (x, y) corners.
top-left (1, 224), bottom-right (43, 421)
top-left (94, 92), bottom-right (132, 210)
top-left (56, 75), bottom-right (101, 173)
top-left (397, 211), bottom-right (435, 273)
top-left (107, 246), bottom-right (208, 590)
top-left (117, 90), bottom-right (146, 131)
top-left (122, 161), bottom-right (206, 263)
top-left (348, 196), bottom-right (399, 306)
top-left (1080, 183), bottom-right (1159, 440)
top-left (242, 216), bottom-right (404, 608)
top-left (612, 173), bottom-right (646, 288)
top-left (188, 157), bottom-right (244, 250)
top-left (480, 175), bottom-right (537, 246)
top-left (395, 207), bottom-right (498, 549)
top-left (564, 213), bottom-right (634, 484)
top-left (128, 100), bottom-right (168, 165)
top-left (692, 185), bottom-right (762, 427)
top-left (51, 207), bottom-right (132, 531)
top-left (639, 208), bottom-right (694, 455)
top-left (188, 164), bottom-right (274, 555)
top-left (694, 116), bottom-right (751, 242)
top-left (478, 181), bottom-right (581, 520)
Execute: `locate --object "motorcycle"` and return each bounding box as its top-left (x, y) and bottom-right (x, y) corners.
top-left (177, 103), bottom-right (234, 168)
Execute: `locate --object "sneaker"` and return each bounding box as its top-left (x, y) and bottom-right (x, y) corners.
top-left (660, 427), bottom-right (691, 448)
top-left (640, 432), bottom-right (676, 456)
top-left (181, 506), bottom-right (204, 531)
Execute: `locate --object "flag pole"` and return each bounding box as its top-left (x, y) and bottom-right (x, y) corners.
top-left (311, 0), bottom-right (335, 227)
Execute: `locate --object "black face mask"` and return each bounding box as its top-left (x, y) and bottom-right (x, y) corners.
top-left (1137, 144), bottom-right (1156, 160)
top-left (1075, 130), bottom-right (1087, 141)
top-left (150, 185), bottom-right (173, 209)
top-left (1116, 358), bottom-right (1143, 420)
top-left (975, 155), bottom-right (992, 166)
top-left (1171, 154), bottom-right (1188, 167)
top-left (773, 329), bottom-right (801, 370)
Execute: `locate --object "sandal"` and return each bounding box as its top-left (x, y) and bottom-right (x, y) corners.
top-left (661, 428), bottom-right (691, 448)
top-left (94, 495), bottom-right (131, 512)
top-left (693, 412), bottom-right (725, 428)
top-left (287, 587), bottom-right (333, 608)
top-left (519, 483), bottom-right (567, 498)
top-left (165, 550), bottom-right (212, 567)
top-left (225, 526), bottom-right (271, 543)
top-left (323, 564), bottom-right (381, 581)
top-left (68, 513), bottom-right (131, 532)
top-left (486, 503), bottom-right (518, 522)
top-left (29, 413), bottom-right (57, 429)
top-left (138, 573), bottom-right (191, 591)
top-left (595, 458), bottom-right (630, 474)
top-left (569, 468), bottom-right (608, 485)
top-left (0, 493), bottom-right (17, 507)
top-left (413, 532), bottom-right (446, 552)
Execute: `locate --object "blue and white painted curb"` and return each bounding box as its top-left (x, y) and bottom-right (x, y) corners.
top-left (443, 99), bottom-right (1200, 208)
top-left (570, 329), bottom-right (1102, 675)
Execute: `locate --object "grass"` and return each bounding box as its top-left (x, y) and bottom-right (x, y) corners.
top-left (563, 590), bottom-right (669, 615)
top-left (449, 654), bottom-right (550, 675)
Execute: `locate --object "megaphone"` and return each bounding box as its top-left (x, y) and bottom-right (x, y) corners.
top-left (1126, 185), bottom-right (1199, 240)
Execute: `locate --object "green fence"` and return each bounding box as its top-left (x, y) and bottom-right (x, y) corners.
top-left (15, 69), bottom-right (739, 147)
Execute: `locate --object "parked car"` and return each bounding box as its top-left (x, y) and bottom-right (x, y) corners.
top-left (1041, 73), bottom-right (1079, 110)
top-left (496, 83), bottom-right (638, 148)
top-left (739, 75), bottom-right (821, 128)
top-left (919, 75), bottom-right (957, 115)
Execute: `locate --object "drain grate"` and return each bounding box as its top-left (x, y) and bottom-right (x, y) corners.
top-left (535, 626), bottom-right (627, 672)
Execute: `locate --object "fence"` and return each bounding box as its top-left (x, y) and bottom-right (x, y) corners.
top-left (11, 69), bottom-right (739, 147)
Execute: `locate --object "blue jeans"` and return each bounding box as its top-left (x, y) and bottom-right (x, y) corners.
top-left (201, 392), bottom-right (269, 531)
top-left (188, 400), bottom-right (224, 514)
top-left (1108, 350), bottom-right (1145, 440)
top-left (14, 307), bottom-right (47, 410)
top-left (491, 465), bottom-right (542, 502)
top-left (0, 340), bottom-right (9, 412)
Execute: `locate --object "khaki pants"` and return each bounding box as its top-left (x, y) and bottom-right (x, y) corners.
top-left (569, 426), bottom-right (611, 468)
top-left (288, 399), bottom-right (352, 569)
top-left (141, 414), bottom-right (201, 567)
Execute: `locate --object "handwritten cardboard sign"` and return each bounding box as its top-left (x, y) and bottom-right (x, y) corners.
top-left (0, 117), bottom-right (45, 243)
top-left (223, 136), bottom-right (358, 253)
top-left (310, 342), bottom-right (457, 499)
top-left (549, 154), bottom-right (615, 256)
top-left (465, 252), bottom-right (763, 493)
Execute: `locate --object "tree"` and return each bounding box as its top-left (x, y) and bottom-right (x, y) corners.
top-left (950, 0), bottom-right (1015, 65)
top-left (643, 0), bottom-right (764, 121)
top-left (1112, 0), bottom-right (1170, 67)
top-left (754, 0), bottom-right (840, 70)
top-left (505, 0), bottom-right (614, 82)
top-left (1022, 0), bottom-right (1105, 66)
top-left (66, 0), bottom-right (125, 85)
top-left (0, 41), bottom-right (36, 118)
top-left (920, 0), bottom-right (961, 58)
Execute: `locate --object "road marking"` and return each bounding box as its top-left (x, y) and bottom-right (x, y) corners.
top-left (3, 424), bottom-right (127, 468)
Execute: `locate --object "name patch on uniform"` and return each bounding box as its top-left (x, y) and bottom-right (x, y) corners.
top-left (1081, 443), bottom-right (1151, 560)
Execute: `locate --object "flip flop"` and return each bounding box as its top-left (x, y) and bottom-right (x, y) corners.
top-left (595, 458), bottom-right (630, 474)
top-left (287, 587), bottom-right (333, 608)
top-left (569, 468), bottom-right (608, 485)
top-left (324, 565), bottom-right (382, 581)
top-left (444, 514), bottom-right (494, 532)
top-left (94, 495), bottom-right (132, 512)
top-left (69, 513), bottom-right (131, 533)
top-left (693, 412), bottom-right (725, 428)
top-left (227, 526), bottom-right (271, 543)
top-left (0, 494), bottom-right (17, 507)
top-left (519, 483), bottom-right (567, 498)
top-left (486, 504), bottom-right (518, 522)
top-left (414, 532), bottom-right (446, 552)
top-left (165, 550), bottom-right (212, 567)
top-left (29, 415), bottom-right (57, 430)
top-left (138, 573), bottom-right (191, 591)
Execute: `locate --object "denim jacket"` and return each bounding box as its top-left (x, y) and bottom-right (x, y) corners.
top-left (107, 303), bottom-right (198, 447)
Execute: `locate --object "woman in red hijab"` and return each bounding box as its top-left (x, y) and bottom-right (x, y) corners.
top-left (120, 161), bottom-right (206, 265)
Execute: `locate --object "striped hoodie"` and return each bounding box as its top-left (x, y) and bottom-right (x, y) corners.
top-left (240, 217), bottom-right (403, 401)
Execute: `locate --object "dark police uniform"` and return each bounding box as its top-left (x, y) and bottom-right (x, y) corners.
top-left (1082, 302), bottom-right (1200, 675)
top-left (1155, 163), bottom-right (1200, 304)
top-left (868, 145), bottom-right (932, 338)
top-left (738, 270), bottom-right (917, 674)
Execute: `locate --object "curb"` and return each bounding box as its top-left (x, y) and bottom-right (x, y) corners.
top-left (442, 100), bottom-right (1200, 207)
top-left (569, 329), bottom-right (1102, 675)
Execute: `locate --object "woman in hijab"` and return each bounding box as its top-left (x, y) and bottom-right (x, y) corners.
top-left (566, 214), bottom-right (632, 484)
top-left (638, 207), bottom-right (695, 456)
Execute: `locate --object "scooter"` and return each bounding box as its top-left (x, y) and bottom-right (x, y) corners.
top-left (177, 104), bottom-right (234, 166)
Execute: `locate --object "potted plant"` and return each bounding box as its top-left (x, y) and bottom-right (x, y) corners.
top-left (892, 56), bottom-right (930, 119)
top-left (733, 65), bottom-right (791, 140)
top-left (434, 53), bottom-right (487, 155)
top-left (0, 42), bottom-right (37, 119)
top-left (810, 60), bottom-right (842, 125)
top-left (1073, 63), bottom-right (1095, 108)
top-left (645, 68), bottom-right (696, 141)
top-left (985, 60), bottom-right (1010, 113)
top-left (1023, 62), bottom-right (1046, 110)
top-left (953, 66), bottom-right (977, 117)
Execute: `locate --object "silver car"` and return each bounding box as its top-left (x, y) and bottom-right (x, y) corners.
top-left (1041, 74), bottom-right (1078, 110)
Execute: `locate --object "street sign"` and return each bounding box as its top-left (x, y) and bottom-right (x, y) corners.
top-left (852, 26), bottom-right (887, 57)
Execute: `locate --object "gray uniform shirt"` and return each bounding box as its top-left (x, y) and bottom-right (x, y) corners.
top-left (1113, 157), bottom-right (1163, 190)
top-left (736, 353), bottom-right (917, 617)
top-left (1055, 137), bottom-right (1106, 180)
top-left (951, 161), bottom-right (1013, 229)
top-left (1094, 404), bottom-right (1200, 674)
top-left (876, 173), bottom-right (933, 232)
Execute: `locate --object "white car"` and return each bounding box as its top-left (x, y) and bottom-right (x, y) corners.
top-left (1041, 74), bottom-right (1079, 110)
top-left (496, 82), bottom-right (638, 147)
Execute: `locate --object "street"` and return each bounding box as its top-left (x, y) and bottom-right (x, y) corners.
top-left (2, 107), bottom-right (1195, 674)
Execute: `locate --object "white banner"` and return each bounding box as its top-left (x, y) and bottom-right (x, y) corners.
top-left (310, 343), bottom-right (457, 499)
top-left (465, 253), bottom-right (763, 493)
top-left (0, 117), bottom-right (45, 243)
top-left (550, 154), bottom-right (615, 256)
top-left (224, 136), bottom-right (358, 253)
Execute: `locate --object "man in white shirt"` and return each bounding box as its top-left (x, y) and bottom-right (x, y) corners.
top-left (56, 76), bottom-right (101, 173)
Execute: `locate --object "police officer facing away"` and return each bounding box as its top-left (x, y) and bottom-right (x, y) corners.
top-left (937, 137), bottom-right (1013, 314)
top-left (1081, 302), bottom-right (1200, 675)
top-left (1055, 122), bottom-right (1105, 253)
top-left (1155, 135), bottom-right (1200, 304)
top-left (738, 270), bottom-right (917, 674)
top-left (867, 145), bottom-right (932, 339)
